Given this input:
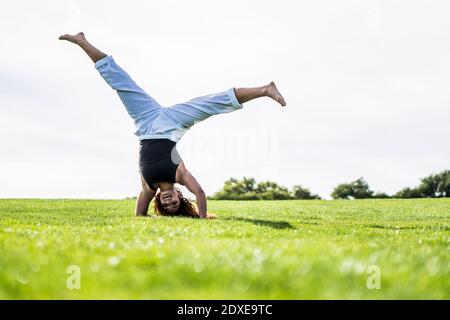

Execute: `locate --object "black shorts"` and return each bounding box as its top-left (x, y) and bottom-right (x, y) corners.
top-left (139, 139), bottom-right (182, 191)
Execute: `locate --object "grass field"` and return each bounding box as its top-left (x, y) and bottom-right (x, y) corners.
top-left (0, 198), bottom-right (448, 299)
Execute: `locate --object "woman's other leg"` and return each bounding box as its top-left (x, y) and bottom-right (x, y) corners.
top-left (59, 32), bottom-right (161, 124)
top-left (164, 82), bottom-right (286, 131)
top-left (235, 82), bottom-right (286, 106)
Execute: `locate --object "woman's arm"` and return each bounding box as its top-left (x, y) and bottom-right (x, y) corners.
top-left (177, 163), bottom-right (209, 218)
top-left (182, 171), bottom-right (207, 218)
top-left (135, 175), bottom-right (156, 216)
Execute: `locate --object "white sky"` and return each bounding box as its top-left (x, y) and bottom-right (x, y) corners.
top-left (0, 0), bottom-right (449, 199)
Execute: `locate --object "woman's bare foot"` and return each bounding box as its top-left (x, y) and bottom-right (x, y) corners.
top-left (265, 82), bottom-right (287, 107)
top-left (58, 32), bottom-right (86, 44)
top-left (58, 32), bottom-right (107, 63)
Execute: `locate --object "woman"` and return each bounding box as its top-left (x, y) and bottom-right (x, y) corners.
top-left (59, 32), bottom-right (286, 219)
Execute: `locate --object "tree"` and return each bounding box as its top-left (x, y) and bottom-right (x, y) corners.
top-left (211, 177), bottom-right (259, 200)
top-left (211, 177), bottom-right (320, 200)
top-left (255, 181), bottom-right (293, 200)
top-left (435, 170), bottom-right (450, 197)
top-left (331, 183), bottom-right (353, 200)
top-left (394, 187), bottom-right (422, 199)
top-left (394, 170), bottom-right (450, 198)
top-left (331, 177), bottom-right (374, 199)
top-left (417, 170), bottom-right (450, 198)
top-left (292, 185), bottom-right (321, 200)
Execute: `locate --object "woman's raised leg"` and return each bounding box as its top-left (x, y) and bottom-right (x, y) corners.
top-left (59, 32), bottom-right (162, 125)
top-left (235, 82), bottom-right (286, 106)
top-left (162, 82), bottom-right (286, 141)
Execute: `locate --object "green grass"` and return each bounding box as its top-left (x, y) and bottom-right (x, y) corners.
top-left (0, 198), bottom-right (448, 299)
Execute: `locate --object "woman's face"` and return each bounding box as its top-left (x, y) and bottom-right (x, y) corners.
top-left (159, 189), bottom-right (181, 213)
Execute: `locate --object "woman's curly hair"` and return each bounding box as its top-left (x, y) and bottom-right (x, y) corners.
top-left (153, 188), bottom-right (200, 218)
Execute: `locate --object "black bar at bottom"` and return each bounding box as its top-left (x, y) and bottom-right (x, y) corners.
top-left (0, 300), bottom-right (444, 318)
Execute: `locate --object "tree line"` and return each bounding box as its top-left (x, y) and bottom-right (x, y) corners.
top-left (209, 170), bottom-right (449, 200)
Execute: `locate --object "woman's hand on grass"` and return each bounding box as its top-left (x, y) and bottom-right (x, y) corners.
top-left (199, 213), bottom-right (216, 219)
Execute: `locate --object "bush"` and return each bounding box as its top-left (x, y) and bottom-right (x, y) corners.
top-left (372, 192), bottom-right (391, 199)
top-left (331, 178), bottom-right (374, 199)
top-left (292, 185), bottom-right (321, 200)
top-left (211, 178), bottom-right (319, 200)
top-left (394, 187), bottom-right (423, 199)
top-left (255, 181), bottom-right (293, 200)
top-left (211, 177), bottom-right (260, 200)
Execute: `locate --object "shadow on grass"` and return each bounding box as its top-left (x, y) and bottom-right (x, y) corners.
top-left (224, 217), bottom-right (296, 230)
top-left (368, 224), bottom-right (418, 230)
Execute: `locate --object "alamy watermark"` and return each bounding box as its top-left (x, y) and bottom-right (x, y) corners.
top-left (65, 4), bottom-right (82, 31)
top-left (178, 128), bottom-right (280, 176)
top-left (366, 1), bottom-right (383, 33)
top-left (366, 265), bottom-right (381, 290)
top-left (66, 265), bottom-right (81, 290)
